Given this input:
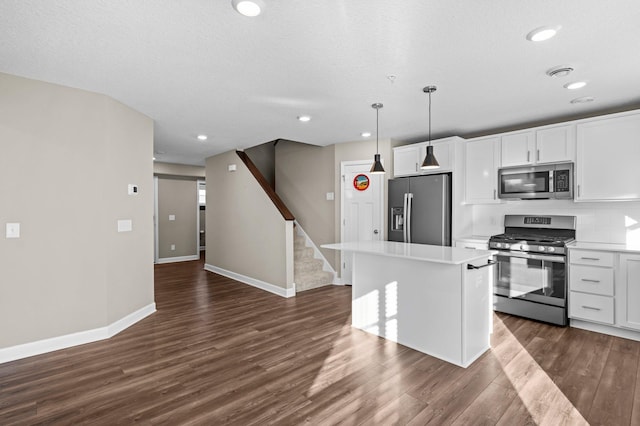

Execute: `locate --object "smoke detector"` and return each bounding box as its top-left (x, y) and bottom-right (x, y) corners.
top-left (546, 66), bottom-right (574, 78)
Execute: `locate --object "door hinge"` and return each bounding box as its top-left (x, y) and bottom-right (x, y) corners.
top-left (342, 175), bottom-right (346, 182)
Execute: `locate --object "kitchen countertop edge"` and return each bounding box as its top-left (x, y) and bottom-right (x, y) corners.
top-left (322, 241), bottom-right (497, 265)
top-left (568, 241), bottom-right (640, 254)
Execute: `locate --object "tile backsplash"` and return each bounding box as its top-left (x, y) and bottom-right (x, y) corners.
top-left (472, 200), bottom-right (640, 244)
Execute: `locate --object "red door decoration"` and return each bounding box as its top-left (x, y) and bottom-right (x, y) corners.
top-left (353, 174), bottom-right (370, 191)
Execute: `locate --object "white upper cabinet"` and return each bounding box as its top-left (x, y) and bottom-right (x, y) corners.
top-left (576, 112), bottom-right (640, 201)
top-left (393, 144), bottom-right (421, 177)
top-left (393, 138), bottom-right (453, 177)
top-left (465, 136), bottom-right (501, 204)
top-left (536, 124), bottom-right (575, 163)
top-left (500, 124), bottom-right (575, 167)
top-left (500, 131), bottom-right (534, 166)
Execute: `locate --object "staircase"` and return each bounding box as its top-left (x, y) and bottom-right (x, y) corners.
top-left (294, 232), bottom-right (335, 292)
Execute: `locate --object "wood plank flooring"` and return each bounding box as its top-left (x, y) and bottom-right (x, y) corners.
top-left (2, 257), bottom-right (640, 424)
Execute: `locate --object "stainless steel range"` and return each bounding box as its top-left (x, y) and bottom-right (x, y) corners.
top-left (489, 215), bottom-right (576, 326)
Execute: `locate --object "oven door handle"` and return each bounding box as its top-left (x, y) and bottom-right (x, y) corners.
top-left (467, 260), bottom-right (497, 270)
top-left (495, 251), bottom-right (565, 263)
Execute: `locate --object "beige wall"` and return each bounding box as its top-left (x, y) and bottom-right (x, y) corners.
top-left (153, 162), bottom-right (205, 178)
top-left (157, 177), bottom-right (198, 259)
top-left (245, 142), bottom-right (276, 188)
top-left (0, 73), bottom-right (154, 348)
top-left (205, 151), bottom-right (293, 289)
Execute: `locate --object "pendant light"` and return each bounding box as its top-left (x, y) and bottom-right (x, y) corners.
top-left (421, 85), bottom-right (440, 170)
top-left (370, 103), bottom-right (385, 174)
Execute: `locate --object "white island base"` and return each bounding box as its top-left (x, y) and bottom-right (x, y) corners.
top-left (322, 241), bottom-right (496, 368)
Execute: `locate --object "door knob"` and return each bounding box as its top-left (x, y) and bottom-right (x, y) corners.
top-left (373, 229), bottom-right (379, 234)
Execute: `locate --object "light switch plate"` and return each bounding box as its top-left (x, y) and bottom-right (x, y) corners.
top-left (6, 223), bottom-right (20, 238)
top-left (127, 184), bottom-right (138, 195)
top-left (169, 215), bottom-right (176, 221)
top-left (326, 192), bottom-right (335, 201)
top-left (117, 219), bottom-right (132, 232)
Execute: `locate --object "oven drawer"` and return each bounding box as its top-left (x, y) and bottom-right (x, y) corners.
top-left (569, 292), bottom-right (614, 324)
top-left (569, 265), bottom-right (614, 296)
top-left (569, 250), bottom-right (614, 268)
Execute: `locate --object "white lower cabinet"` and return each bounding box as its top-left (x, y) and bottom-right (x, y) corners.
top-left (568, 250), bottom-right (615, 325)
top-left (569, 292), bottom-right (614, 324)
top-left (616, 254), bottom-right (640, 331)
top-left (569, 249), bottom-right (640, 337)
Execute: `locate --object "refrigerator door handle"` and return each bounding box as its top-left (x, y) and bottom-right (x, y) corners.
top-left (406, 193), bottom-right (413, 243)
top-left (402, 193), bottom-right (408, 243)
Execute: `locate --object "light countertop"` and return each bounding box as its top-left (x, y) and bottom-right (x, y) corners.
top-left (321, 241), bottom-right (497, 265)
top-left (569, 241), bottom-right (640, 254)
top-left (455, 235), bottom-right (492, 244)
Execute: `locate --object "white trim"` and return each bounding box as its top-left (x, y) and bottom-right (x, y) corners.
top-left (107, 303), bottom-right (157, 337)
top-left (332, 277), bottom-right (348, 285)
top-left (156, 255), bottom-right (200, 264)
top-left (197, 179), bottom-right (205, 253)
top-left (570, 319), bottom-right (640, 342)
top-left (153, 176), bottom-right (159, 263)
top-left (0, 303), bottom-right (156, 364)
top-left (204, 263), bottom-right (295, 298)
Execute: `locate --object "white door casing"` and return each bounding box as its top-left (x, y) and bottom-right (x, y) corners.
top-left (340, 160), bottom-right (384, 284)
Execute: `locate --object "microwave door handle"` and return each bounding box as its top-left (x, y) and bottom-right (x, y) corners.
top-left (549, 170), bottom-right (554, 193)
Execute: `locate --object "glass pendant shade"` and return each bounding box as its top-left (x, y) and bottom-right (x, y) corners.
top-left (370, 153), bottom-right (385, 174)
top-left (421, 145), bottom-right (440, 169)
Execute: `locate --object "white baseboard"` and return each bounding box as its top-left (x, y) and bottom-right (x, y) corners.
top-left (570, 319), bottom-right (640, 342)
top-left (157, 255), bottom-right (200, 264)
top-left (204, 263), bottom-right (295, 298)
top-left (0, 303), bottom-right (156, 364)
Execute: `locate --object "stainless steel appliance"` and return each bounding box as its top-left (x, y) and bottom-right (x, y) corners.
top-left (489, 214), bottom-right (576, 326)
top-left (498, 162), bottom-right (574, 200)
top-left (388, 174), bottom-right (451, 246)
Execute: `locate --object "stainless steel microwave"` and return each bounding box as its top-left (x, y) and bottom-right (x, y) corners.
top-left (498, 162), bottom-right (574, 200)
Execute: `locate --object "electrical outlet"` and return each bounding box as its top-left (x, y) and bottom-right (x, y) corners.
top-left (170, 244), bottom-right (175, 251)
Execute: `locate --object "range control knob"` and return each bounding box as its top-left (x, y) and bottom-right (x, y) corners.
top-left (538, 246), bottom-right (545, 252)
top-left (495, 243), bottom-right (502, 248)
top-left (548, 247), bottom-right (556, 253)
top-left (520, 244), bottom-right (527, 251)
top-left (503, 244), bottom-right (509, 249)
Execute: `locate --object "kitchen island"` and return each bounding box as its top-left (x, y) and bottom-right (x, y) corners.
top-left (322, 241), bottom-right (496, 368)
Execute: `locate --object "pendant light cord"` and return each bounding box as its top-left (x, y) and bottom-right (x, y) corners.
top-left (376, 107), bottom-right (380, 154)
top-left (428, 90), bottom-right (432, 147)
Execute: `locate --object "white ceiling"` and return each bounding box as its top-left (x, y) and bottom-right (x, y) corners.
top-left (2, 0), bottom-right (639, 166)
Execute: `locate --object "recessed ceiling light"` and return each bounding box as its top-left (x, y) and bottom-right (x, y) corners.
top-left (361, 132), bottom-right (371, 138)
top-left (570, 96), bottom-right (595, 104)
top-left (526, 25), bottom-right (561, 42)
top-left (297, 115), bottom-right (311, 122)
top-left (546, 66), bottom-right (574, 78)
top-left (231, 0), bottom-right (265, 17)
top-left (197, 134), bottom-right (208, 141)
top-left (564, 81), bottom-right (587, 90)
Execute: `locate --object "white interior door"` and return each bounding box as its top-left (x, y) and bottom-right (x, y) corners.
top-left (341, 160), bottom-right (384, 284)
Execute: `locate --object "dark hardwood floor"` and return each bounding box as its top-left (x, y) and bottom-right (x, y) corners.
top-left (2, 257), bottom-right (640, 425)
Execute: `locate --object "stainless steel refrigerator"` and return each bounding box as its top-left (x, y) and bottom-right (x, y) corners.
top-left (388, 174), bottom-right (451, 246)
